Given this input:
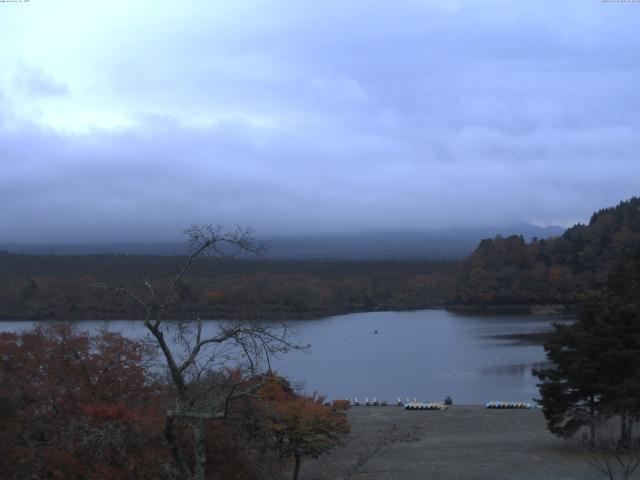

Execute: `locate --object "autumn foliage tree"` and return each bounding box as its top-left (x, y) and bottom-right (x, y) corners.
top-left (258, 375), bottom-right (350, 480)
top-left (0, 324), bottom-right (169, 480)
top-left (454, 197), bottom-right (640, 307)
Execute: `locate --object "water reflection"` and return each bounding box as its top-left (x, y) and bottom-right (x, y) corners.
top-left (269, 310), bottom-right (571, 404)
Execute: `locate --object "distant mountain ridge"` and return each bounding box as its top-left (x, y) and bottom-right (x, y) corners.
top-left (1, 222), bottom-right (564, 259)
top-left (263, 223), bottom-right (564, 260)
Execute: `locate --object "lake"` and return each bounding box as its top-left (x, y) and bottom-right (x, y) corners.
top-left (0, 309), bottom-right (569, 405)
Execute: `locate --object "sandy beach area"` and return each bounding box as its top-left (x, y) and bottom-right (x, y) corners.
top-left (294, 406), bottom-right (606, 480)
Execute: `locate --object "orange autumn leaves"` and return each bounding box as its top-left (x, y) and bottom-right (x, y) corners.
top-left (258, 375), bottom-right (350, 460)
top-left (0, 325), bottom-right (351, 479)
top-left (0, 324), bottom-right (168, 480)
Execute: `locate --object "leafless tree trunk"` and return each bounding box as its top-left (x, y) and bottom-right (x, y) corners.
top-left (620, 413), bottom-right (634, 448)
top-left (293, 452), bottom-right (302, 480)
top-left (192, 418), bottom-right (206, 480)
top-left (96, 224), bottom-right (306, 480)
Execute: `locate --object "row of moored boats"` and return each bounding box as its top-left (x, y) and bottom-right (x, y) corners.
top-left (324, 397), bottom-right (532, 410)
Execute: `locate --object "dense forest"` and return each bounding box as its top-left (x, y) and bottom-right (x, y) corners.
top-left (0, 254), bottom-right (455, 320)
top-left (1, 197), bottom-right (638, 321)
top-left (452, 197), bottom-right (640, 308)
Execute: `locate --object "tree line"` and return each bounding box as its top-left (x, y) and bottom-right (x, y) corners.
top-left (0, 252), bottom-right (455, 321)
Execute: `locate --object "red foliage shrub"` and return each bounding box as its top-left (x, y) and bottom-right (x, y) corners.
top-left (0, 324), bottom-right (170, 479)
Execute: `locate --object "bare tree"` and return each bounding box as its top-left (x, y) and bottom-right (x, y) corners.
top-left (582, 423), bottom-right (640, 480)
top-left (301, 424), bottom-right (423, 480)
top-left (335, 424), bottom-right (423, 479)
top-left (96, 224), bottom-right (306, 480)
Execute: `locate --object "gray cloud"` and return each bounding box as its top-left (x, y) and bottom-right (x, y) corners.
top-left (1, 0), bottom-right (639, 242)
top-left (11, 63), bottom-right (69, 97)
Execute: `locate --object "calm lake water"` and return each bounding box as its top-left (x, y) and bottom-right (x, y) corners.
top-left (0, 310), bottom-right (569, 404)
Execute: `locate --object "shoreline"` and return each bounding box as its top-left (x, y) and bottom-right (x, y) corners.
top-left (0, 303), bottom-right (574, 322)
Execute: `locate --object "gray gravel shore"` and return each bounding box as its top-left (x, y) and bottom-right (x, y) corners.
top-left (293, 406), bottom-right (608, 480)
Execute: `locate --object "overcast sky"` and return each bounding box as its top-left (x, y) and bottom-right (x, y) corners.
top-left (1, 0), bottom-right (639, 242)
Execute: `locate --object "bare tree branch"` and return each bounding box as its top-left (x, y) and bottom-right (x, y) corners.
top-left (93, 224), bottom-right (305, 480)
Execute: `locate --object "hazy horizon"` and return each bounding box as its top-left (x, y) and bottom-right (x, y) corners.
top-left (0, 219), bottom-right (568, 246)
top-left (2, 1), bottom-right (639, 242)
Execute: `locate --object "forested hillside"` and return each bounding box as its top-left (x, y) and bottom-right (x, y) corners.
top-left (452, 197), bottom-right (640, 307)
